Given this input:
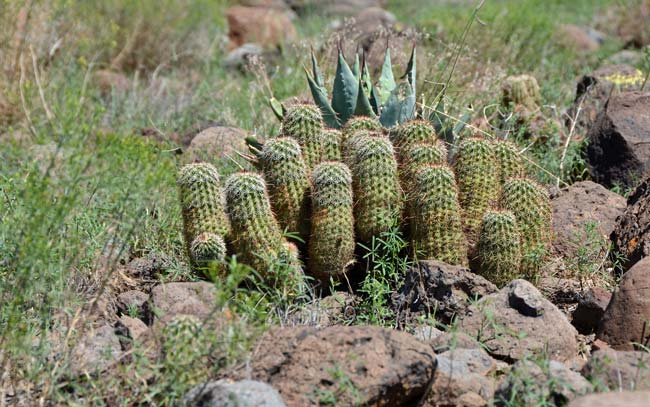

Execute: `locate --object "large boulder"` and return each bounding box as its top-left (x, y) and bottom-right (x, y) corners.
top-left (611, 177), bottom-right (650, 270)
top-left (495, 360), bottom-right (592, 406)
top-left (226, 6), bottom-right (296, 50)
top-left (394, 260), bottom-right (498, 325)
top-left (551, 181), bottom-right (626, 258)
top-left (568, 64), bottom-right (644, 135)
top-left (458, 280), bottom-right (579, 363)
top-left (597, 257), bottom-right (650, 350)
top-left (183, 380), bottom-right (287, 407)
top-left (241, 325), bottom-right (436, 406)
top-left (569, 391), bottom-right (650, 407)
top-left (585, 91), bottom-right (650, 189)
top-left (582, 348), bottom-right (650, 390)
top-left (421, 348), bottom-right (497, 407)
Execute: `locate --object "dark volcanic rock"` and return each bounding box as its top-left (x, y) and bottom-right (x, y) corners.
top-left (572, 287), bottom-right (611, 335)
top-left (612, 177), bottom-right (650, 270)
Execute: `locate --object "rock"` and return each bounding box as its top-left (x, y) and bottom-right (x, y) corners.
top-left (458, 280), bottom-right (579, 363)
top-left (394, 260), bottom-right (498, 325)
top-left (116, 290), bottom-right (149, 320)
top-left (288, 292), bottom-right (359, 327)
top-left (148, 282), bottom-right (218, 325)
top-left (422, 348), bottom-right (496, 407)
top-left (114, 315), bottom-right (152, 355)
top-left (582, 348), bottom-right (650, 390)
top-left (431, 331), bottom-right (480, 353)
top-left (551, 181), bottom-right (626, 258)
top-left (606, 50), bottom-right (643, 66)
top-left (537, 277), bottom-right (582, 306)
top-left (585, 91), bottom-right (650, 189)
top-left (124, 253), bottom-right (173, 280)
top-left (70, 324), bottom-right (122, 376)
top-left (184, 126), bottom-right (248, 162)
top-left (412, 325), bottom-right (444, 343)
top-left (596, 257), bottom-right (650, 350)
top-left (223, 43), bottom-right (264, 70)
top-left (613, 0), bottom-right (650, 48)
top-left (569, 391), bottom-right (650, 407)
top-left (287, 0), bottom-right (385, 15)
top-left (572, 287), bottom-right (611, 334)
top-left (495, 360), bottom-right (592, 406)
top-left (225, 6), bottom-right (296, 50)
top-left (242, 325), bottom-right (436, 406)
top-left (93, 69), bottom-right (130, 95)
top-left (567, 64), bottom-right (644, 135)
top-left (183, 379), bottom-right (287, 407)
top-left (558, 24), bottom-right (604, 52)
top-left (612, 178), bottom-right (650, 269)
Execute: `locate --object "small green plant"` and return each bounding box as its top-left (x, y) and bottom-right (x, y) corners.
top-left (564, 221), bottom-right (615, 288)
top-left (476, 209), bottom-right (522, 287)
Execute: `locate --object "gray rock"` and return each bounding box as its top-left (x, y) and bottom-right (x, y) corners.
top-left (70, 325), bottom-right (121, 376)
top-left (431, 331), bottom-right (480, 353)
top-left (116, 290), bottom-right (149, 321)
top-left (569, 391), bottom-right (650, 407)
top-left (183, 379), bottom-right (287, 407)
top-left (148, 282), bottom-right (218, 326)
top-left (184, 126), bottom-right (248, 162)
top-left (458, 280), bottom-right (579, 363)
top-left (582, 348), bottom-right (650, 391)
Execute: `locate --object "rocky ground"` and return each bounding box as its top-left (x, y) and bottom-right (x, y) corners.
top-left (3, 0), bottom-right (650, 406)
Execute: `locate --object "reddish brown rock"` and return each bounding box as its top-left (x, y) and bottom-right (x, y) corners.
top-left (597, 257), bottom-right (650, 350)
top-left (582, 348), bottom-right (650, 390)
top-left (569, 391), bottom-right (650, 407)
top-left (226, 6), bottom-right (296, 50)
top-left (612, 178), bottom-right (650, 270)
top-left (557, 24), bottom-right (603, 53)
top-left (243, 325), bottom-right (436, 407)
top-left (572, 287), bottom-right (612, 334)
top-left (551, 181), bottom-right (626, 258)
top-left (585, 91), bottom-right (650, 189)
top-left (148, 282), bottom-right (218, 326)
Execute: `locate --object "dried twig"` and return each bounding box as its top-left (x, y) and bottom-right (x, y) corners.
top-left (30, 45), bottom-right (54, 122)
top-left (558, 94), bottom-right (586, 188)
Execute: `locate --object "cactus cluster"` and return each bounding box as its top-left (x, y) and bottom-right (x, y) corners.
top-left (477, 210), bottom-right (522, 287)
top-left (281, 104), bottom-right (325, 170)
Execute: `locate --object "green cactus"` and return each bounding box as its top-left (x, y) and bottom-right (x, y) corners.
top-left (308, 161), bottom-right (356, 282)
top-left (177, 163), bottom-right (230, 268)
top-left (400, 141), bottom-right (448, 189)
top-left (224, 172), bottom-right (285, 274)
top-left (189, 232), bottom-right (227, 278)
top-left (341, 129), bottom-right (376, 167)
top-left (281, 103), bottom-right (324, 170)
top-left (453, 137), bottom-right (499, 240)
top-left (476, 209), bottom-right (522, 287)
top-left (322, 129), bottom-right (343, 161)
top-left (343, 115), bottom-right (382, 139)
top-left (260, 137), bottom-right (310, 237)
top-left (391, 119), bottom-right (439, 162)
top-left (493, 139), bottom-right (525, 189)
top-left (351, 136), bottom-right (403, 243)
top-left (502, 74), bottom-right (541, 110)
top-left (501, 178), bottom-right (552, 278)
top-left (410, 164), bottom-right (467, 265)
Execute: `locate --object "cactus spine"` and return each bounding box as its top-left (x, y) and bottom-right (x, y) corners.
top-left (351, 136), bottom-right (403, 243)
top-left (501, 178), bottom-right (552, 278)
top-left (224, 172), bottom-right (286, 274)
top-left (177, 163), bottom-right (230, 270)
top-left (400, 141), bottom-right (448, 191)
top-left (502, 74), bottom-right (541, 110)
top-left (477, 210), bottom-right (522, 287)
top-left (260, 137), bottom-right (310, 237)
top-left (189, 232), bottom-right (227, 277)
top-left (342, 116), bottom-right (382, 139)
top-left (391, 119), bottom-right (439, 162)
top-left (282, 104), bottom-right (324, 170)
top-left (411, 164), bottom-right (467, 265)
top-left (493, 139), bottom-right (525, 189)
top-left (308, 162), bottom-right (356, 282)
top-left (322, 129), bottom-right (343, 161)
top-left (453, 137), bottom-right (499, 239)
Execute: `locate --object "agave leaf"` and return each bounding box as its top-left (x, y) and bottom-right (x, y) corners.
top-left (369, 86), bottom-right (381, 115)
top-left (311, 49), bottom-right (325, 93)
top-left (377, 48), bottom-right (396, 105)
top-left (399, 82), bottom-right (416, 124)
top-left (354, 75), bottom-right (376, 117)
top-left (401, 45), bottom-right (416, 92)
top-left (352, 53), bottom-right (360, 80)
top-left (305, 67), bottom-right (340, 128)
top-left (331, 51), bottom-right (358, 125)
top-left (361, 57), bottom-right (372, 98)
top-left (269, 97), bottom-right (285, 121)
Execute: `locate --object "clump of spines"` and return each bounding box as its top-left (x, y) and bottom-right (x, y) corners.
top-left (343, 116), bottom-right (382, 139)
top-left (493, 139), bottom-right (525, 189)
top-left (322, 129), bottom-right (343, 161)
top-left (502, 74), bottom-right (541, 110)
top-left (282, 104), bottom-right (324, 170)
top-left (411, 164), bottom-right (467, 264)
top-left (400, 141), bottom-right (448, 188)
top-left (177, 163), bottom-right (230, 270)
top-left (391, 119), bottom-right (439, 162)
top-left (189, 232), bottom-right (227, 278)
top-left (453, 137), bottom-right (499, 240)
top-left (260, 137), bottom-right (310, 238)
top-left (308, 162), bottom-right (356, 282)
top-left (500, 178), bottom-right (552, 278)
top-left (476, 209), bottom-right (522, 287)
top-left (350, 136), bottom-right (403, 243)
top-left (341, 129), bottom-right (377, 168)
top-left (224, 172), bottom-right (286, 274)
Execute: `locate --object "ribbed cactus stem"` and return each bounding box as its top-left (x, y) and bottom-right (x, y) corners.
top-left (453, 137), bottom-right (499, 240)
top-left (351, 136), bottom-right (403, 243)
top-left (260, 137), bottom-right (310, 238)
top-left (391, 119), bottom-right (439, 162)
top-left (177, 163), bottom-right (230, 271)
top-left (282, 104), bottom-right (324, 170)
top-left (501, 178), bottom-right (552, 278)
top-left (493, 139), bottom-right (525, 189)
top-left (342, 115), bottom-right (382, 139)
top-left (189, 232), bottom-right (227, 278)
top-left (308, 162), bottom-right (356, 282)
top-left (224, 172), bottom-right (285, 274)
top-left (411, 164), bottom-right (467, 265)
top-left (502, 74), bottom-right (541, 110)
top-left (341, 129), bottom-right (376, 168)
top-left (477, 210), bottom-right (522, 287)
top-left (400, 141), bottom-right (448, 192)
top-left (322, 129), bottom-right (343, 161)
